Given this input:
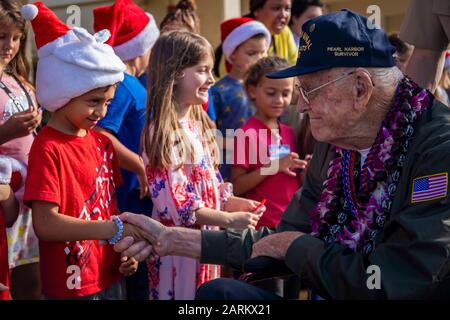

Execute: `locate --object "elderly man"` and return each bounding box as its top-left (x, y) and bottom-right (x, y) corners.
top-left (117, 9), bottom-right (450, 299)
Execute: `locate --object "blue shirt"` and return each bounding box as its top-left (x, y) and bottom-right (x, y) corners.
top-left (211, 75), bottom-right (254, 135)
top-left (98, 73), bottom-right (153, 215)
top-left (206, 88), bottom-right (217, 121)
top-left (211, 75), bottom-right (255, 181)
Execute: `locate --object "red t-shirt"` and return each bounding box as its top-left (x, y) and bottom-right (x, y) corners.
top-left (0, 212), bottom-right (10, 300)
top-left (234, 116), bottom-right (301, 229)
top-left (24, 126), bottom-right (123, 298)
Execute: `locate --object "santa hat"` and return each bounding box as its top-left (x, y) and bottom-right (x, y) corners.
top-left (0, 156), bottom-right (27, 191)
top-left (221, 17), bottom-right (271, 63)
top-left (93, 0), bottom-right (160, 61)
top-left (21, 2), bottom-right (125, 112)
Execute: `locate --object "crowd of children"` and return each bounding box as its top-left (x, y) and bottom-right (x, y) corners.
top-left (0, 0), bottom-right (313, 300)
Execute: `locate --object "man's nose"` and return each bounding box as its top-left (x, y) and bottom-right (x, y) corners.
top-left (296, 94), bottom-right (309, 113)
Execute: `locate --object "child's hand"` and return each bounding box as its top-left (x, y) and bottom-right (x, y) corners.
top-left (119, 255), bottom-right (138, 276)
top-left (0, 183), bottom-right (19, 227)
top-left (276, 152), bottom-right (308, 177)
top-left (0, 108), bottom-right (41, 140)
top-left (226, 211), bottom-right (263, 230)
top-left (223, 196), bottom-right (266, 214)
top-left (0, 184), bottom-right (13, 202)
top-left (0, 282), bottom-right (9, 292)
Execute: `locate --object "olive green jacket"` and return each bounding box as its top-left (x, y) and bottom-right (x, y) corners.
top-left (201, 99), bottom-right (450, 299)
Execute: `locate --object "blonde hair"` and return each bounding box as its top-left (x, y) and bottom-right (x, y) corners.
top-left (143, 31), bottom-right (218, 170)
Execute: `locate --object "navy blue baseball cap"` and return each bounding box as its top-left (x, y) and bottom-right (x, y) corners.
top-left (267, 9), bottom-right (396, 78)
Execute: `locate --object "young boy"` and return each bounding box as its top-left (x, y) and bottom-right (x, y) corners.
top-left (93, 0), bottom-right (158, 300)
top-left (21, 2), bottom-right (143, 299)
top-left (211, 17), bottom-right (270, 181)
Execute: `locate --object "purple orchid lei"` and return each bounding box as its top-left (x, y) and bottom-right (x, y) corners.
top-left (310, 76), bottom-right (433, 256)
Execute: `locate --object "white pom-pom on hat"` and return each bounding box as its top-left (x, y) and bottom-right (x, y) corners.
top-left (94, 29), bottom-right (111, 44)
top-left (22, 1), bottom-right (126, 112)
top-left (21, 4), bottom-right (38, 21)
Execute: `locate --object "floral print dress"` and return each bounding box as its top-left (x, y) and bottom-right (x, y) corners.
top-left (142, 119), bottom-right (232, 300)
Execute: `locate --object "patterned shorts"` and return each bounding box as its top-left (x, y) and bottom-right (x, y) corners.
top-left (7, 205), bottom-right (39, 269)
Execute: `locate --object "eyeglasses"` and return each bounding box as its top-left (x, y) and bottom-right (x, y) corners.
top-left (295, 69), bottom-right (356, 105)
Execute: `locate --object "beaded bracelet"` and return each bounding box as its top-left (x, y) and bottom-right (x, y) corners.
top-left (108, 216), bottom-right (124, 245)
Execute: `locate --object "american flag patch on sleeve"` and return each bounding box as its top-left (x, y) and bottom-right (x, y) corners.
top-left (411, 173), bottom-right (448, 203)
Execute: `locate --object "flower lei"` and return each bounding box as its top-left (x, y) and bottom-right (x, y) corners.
top-left (310, 76), bottom-right (433, 256)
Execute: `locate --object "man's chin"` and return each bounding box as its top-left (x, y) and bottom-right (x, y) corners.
top-left (310, 128), bottom-right (328, 143)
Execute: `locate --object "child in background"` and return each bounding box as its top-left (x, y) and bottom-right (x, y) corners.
top-left (214, 0), bottom-right (297, 78)
top-left (160, 0), bottom-right (200, 34)
top-left (289, 0), bottom-right (324, 47)
top-left (0, 0), bottom-right (41, 300)
top-left (0, 156), bottom-right (21, 300)
top-left (160, 0), bottom-right (217, 128)
top-left (93, 0), bottom-right (159, 300)
top-left (21, 2), bottom-right (143, 299)
top-left (232, 57), bottom-right (307, 230)
top-left (142, 31), bottom-right (265, 300)
top-left (211, 17), bottom-right (270, 181)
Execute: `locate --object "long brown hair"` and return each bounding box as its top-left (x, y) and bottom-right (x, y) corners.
top-left (160, 0), bottom-right (200, 34)
top-left (143, 31), bottom-right (218, 170)
top-left (0, 0), bottom-right (30, 83)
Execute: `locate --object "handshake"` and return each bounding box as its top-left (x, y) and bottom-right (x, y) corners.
top-left (115, 212), bottom-right (171, 264)
top-left (113, 196), bottom-right (268, 264)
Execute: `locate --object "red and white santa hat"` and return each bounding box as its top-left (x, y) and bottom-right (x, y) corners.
top-left (21, 2), bottom-right (125, 112)
top-left (221, 17), bottom-right (271, 63)
top-left (93, 0), bottom-right (160, 61)
top-left (0, 156), bottom-right (27, 192)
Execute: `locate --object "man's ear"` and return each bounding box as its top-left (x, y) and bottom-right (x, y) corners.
top-left (352, 68), bottom-right (373, 111)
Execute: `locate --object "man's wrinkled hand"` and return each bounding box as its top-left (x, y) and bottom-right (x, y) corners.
top-left (115, 213), bottom-right (172, 259)
top-left (114, 237), bottom-right (158, 262)
top-left (122, 221), bottom-right (149, 242)
top-left (251, 231), bottom-right (304, 260)
top-left (120, 212), bottom-right (166, 244)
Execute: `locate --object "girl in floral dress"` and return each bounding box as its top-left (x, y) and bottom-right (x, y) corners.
top-left (141, 31), bottom-right (266, 300)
